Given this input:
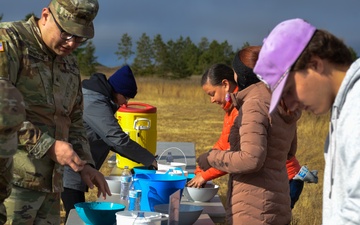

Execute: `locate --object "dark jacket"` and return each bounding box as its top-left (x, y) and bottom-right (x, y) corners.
top-left (207, 82), bottom-right (300, 225)
top-left (82, 73), bottom-right (155, 169)
top-left (63, 73), bottom-right (155, 191)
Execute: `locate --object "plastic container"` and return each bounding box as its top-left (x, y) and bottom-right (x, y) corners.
top-left (115, 211), bottom-right (168, 225)
top-left (105, 176), bottom-right (122, 194)
top-left (132, 211), bottom-right (148, 224)
top-left (158, 162), bottom-right (187, 171)
top-left (134, 172), bottom-right (187, 211)
top-left (157, 147), bottom-right (187, 172)
top-left (116, 102), bottom-right (157, 169)
top-left (155, 167), bottom-right (188, 177)
top-left (165, 152), bottom-right (173, 164)
top-left (133, 166), bottom-right (157, 175)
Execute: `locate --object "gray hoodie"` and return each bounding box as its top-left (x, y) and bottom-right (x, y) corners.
top-left (323, 58), bottom-right (360, 224)
top-left (63, 73), bottom-right (155, 191)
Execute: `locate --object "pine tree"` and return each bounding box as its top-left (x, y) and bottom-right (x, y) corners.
top-left (132, 33), bottom-right (154, 75)
top-left (152, 34), bottom-right (168, 77)
top-left (76, 41), bottom-right (97, 77)
top-left (115, 33), bottom-right (134, 65)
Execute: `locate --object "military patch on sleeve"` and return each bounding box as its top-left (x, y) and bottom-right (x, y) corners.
top-left (0, 41), bottom-right (4, 52)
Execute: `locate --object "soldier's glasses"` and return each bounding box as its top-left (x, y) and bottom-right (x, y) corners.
top-left (48, 9), bottom-right (88, 43)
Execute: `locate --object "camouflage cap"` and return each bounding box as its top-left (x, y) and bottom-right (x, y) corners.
top-left (48, 0), bottom-right (99, 38)
top-left (0, 80), bottom-right (25, 157)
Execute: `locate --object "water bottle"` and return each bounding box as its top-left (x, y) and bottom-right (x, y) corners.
top-left (132, 211), bottom-right (149, 225)
top-left (128, 179), bottom-right (142, 211)
top-left (166, 152), bottom-right (173, 164)
top-left (120, 166), bottom-right (132, 201)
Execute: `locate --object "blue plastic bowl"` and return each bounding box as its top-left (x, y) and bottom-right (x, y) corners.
top-left (74, 202), bottom-right (125, 225)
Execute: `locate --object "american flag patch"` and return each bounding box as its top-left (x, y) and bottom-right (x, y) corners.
top-left (0, 41), bottom-right (4, 52)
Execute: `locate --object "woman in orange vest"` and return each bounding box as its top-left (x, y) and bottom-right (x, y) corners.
top-left (188, 63), bottom-right (239, 187)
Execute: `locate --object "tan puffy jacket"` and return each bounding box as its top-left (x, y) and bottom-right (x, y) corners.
top-left (207, 82), bottom-right (300, 225)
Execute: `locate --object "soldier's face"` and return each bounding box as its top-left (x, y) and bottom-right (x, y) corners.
top-left (41, 8), bottom-right (81, 56)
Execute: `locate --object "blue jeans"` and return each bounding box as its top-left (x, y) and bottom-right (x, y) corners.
top-left (289, 179), bottom-right (304, 209)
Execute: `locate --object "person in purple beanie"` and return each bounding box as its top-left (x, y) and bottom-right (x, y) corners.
top-left (254, 18), bottom-right (358, 225)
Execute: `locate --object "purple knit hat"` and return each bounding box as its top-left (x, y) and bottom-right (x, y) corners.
top-left (253, 18), bottom-right (316, 113)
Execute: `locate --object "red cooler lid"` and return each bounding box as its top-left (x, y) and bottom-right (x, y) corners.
top-left (118, 102), bottom-right (157, 113)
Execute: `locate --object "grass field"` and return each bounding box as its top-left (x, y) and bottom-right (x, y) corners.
top-left (62, 69), bottom-right (329, 225)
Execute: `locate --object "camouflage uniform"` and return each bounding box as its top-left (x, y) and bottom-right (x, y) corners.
top-left (0, 80), bottom-right (25, 225)
top-left (0, 0), bottom-right (98, 224)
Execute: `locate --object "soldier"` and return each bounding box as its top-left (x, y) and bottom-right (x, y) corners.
top-left (0, 80), bottom-right (25, 225)
top-left (0, 0), bottom-right (111, 224)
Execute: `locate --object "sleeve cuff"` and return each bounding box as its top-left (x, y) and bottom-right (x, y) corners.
top-left (28, 133), bottom-right (56, 159)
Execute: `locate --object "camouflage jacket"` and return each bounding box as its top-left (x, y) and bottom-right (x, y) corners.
top-left (0, 17), bottom-right (95, 193)
top-left (0, 80), bottom-right (25, 206)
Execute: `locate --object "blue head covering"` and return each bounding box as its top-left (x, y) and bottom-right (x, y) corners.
top-left (108, 65), bottom-right (137, 98)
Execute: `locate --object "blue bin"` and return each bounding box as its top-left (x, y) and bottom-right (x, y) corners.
top-left (132, 166), bottom-right (156, 175)
top-left (134, 173), bottom-right (186, 211)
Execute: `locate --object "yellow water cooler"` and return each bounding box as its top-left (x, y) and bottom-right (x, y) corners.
top-left (115, 102), bottom-right (157, 169)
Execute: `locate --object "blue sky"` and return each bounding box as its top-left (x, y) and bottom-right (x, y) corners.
top-left (2, 0), bottom-right (359, 67)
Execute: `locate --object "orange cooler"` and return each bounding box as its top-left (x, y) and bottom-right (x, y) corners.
top-left (115, 102), bottom-right (157, 169)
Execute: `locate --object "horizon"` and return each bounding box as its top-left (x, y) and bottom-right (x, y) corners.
top-left (2, 1), bottom-right (359, 67)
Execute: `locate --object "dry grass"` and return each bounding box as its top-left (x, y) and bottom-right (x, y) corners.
top-left (62, 71), bottom-right (328, 225)
top-left (290, 112), bottom-right (328, 225)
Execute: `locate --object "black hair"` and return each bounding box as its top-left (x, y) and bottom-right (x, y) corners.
top-left (201, 64), bottom-right (236, 87)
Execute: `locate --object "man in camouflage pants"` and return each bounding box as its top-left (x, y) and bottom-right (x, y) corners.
top-left (0, 0), bottom-right (111, 224)
top-left (0, 80), bottom-right (25, 225)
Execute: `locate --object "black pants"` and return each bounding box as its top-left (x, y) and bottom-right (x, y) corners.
top-left (61, 188), bottom-right (85, 223)
top-left (289, 179), bottom-right (304, 209)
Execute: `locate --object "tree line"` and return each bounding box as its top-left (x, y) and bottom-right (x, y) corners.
top-left (112, 33), bottom-right (245, 79)
top-left (77, 32), bottom-right (359, 79)
top-left (74, 33), bottom-right (242, 78)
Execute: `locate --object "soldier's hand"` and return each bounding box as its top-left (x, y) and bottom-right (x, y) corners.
top-left (80, 165), bottom-right (111, 199)
top-left (47, 140), bottom-right (86, 172)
